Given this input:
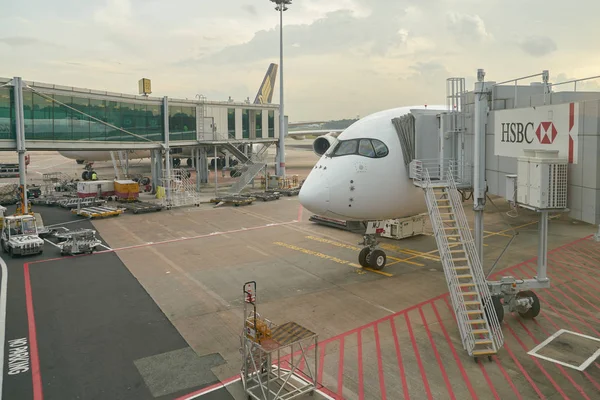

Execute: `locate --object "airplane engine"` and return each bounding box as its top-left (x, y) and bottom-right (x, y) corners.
top-left (312, 133), bottom-right (338, 156)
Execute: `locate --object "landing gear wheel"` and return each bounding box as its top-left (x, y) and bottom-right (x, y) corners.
top-left (82, 171), bottom-right (90, 180)
top-left (187, 158), bottom-right (193, 167)
top-left (368, 249), bottom-right (386, 270)
top-left (358, 247), bottom-right (370, 267)
top-left (484, 295), bottom-right (504, 324)
top-left (516, 290), bottom-right (540, 319)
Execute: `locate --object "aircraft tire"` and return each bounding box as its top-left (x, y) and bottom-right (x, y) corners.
top-left (187, 158), bottom-right (193, 167)
top-left (82, 171), bottom-right (90, 180)
top-left (369, 249), bottom-right (386, 270)
top-left (358, 247), bottom-right (370, 267)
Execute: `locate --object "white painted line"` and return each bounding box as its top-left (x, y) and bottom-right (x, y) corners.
top-left (0, 257), bottom-right (7, 400)
top-left (45, 220), bottom-right (86, 228)
top-left (97, 244), bottom-right (112, 251)
top-left (43, 239), bottom-right (60, 249)
top-left (528, 329), bottom-right (600, 371)
top-left (527, 328), bottom-right (565, 355)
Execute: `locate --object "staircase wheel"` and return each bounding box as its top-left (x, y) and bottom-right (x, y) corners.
top-left (484, 295), bottom-right (504, 324)
top-left (368, 249), bottom-right (386, 270)
top-left (516, 290), bottom-right (541, 319)
top-left (358, 247), bottom-right (370, 268)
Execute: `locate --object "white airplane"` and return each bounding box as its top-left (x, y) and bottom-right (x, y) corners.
top-left (299, 105), bottom-right (446, 270)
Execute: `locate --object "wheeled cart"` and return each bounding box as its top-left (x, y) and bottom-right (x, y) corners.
top-left (240, 282), bottom-right (318, 400)
top-left (55, 229), bottom-right (102, 255)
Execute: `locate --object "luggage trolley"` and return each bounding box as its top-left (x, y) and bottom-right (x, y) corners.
top-left (240, 282), bottom-right (318, 400)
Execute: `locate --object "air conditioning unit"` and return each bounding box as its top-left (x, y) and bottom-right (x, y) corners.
top-left (516, 150), bottom-right (568, 209)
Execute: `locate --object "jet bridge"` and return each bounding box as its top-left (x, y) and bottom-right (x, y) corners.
top-left (401, 69), bottom-right (600, 361)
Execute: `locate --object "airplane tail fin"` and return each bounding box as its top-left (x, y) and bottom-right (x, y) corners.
top-left (254, 63), bottom-right (278, 104)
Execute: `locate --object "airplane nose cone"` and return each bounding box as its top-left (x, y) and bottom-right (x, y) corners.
top-left (299, 171), bottom-right (330, 215)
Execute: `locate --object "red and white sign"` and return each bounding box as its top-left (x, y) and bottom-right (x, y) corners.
top-left (494, 103), bottom-right (579, 163)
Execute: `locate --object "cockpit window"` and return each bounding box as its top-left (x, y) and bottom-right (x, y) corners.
top-left (331, 138), bottom-right (389, 159)
top-left (372, 139), bottom-right (389, 157)
top-left (333, 140), bottom-right (358, 156)
top-left (358, 139), bottom-right (375, 157)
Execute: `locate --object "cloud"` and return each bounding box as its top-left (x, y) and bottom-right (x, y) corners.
top-left (446, 12), bottom-right (491, 42)
top-left (0, 36), bottom-right (57, 48)
top-left (242, 4), bottom-right (257, 16)
top-left (519, 36), bottom-right (557, 57)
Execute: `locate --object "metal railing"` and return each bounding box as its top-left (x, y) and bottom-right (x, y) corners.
top-left (410, 158), bottom-right (472, 187)
top-left (422, 169), bottom-right (475, 352)
top-left (446, 172), bottom-right (504, 351)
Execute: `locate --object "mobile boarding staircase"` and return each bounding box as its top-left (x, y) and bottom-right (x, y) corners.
top-left (230, 143), bottom-right (271, 195)
top-left (411, 160), bottom-right (504, 361)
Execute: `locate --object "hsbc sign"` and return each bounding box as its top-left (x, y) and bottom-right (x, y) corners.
top-left (494, 103), bottom-right (579, 163)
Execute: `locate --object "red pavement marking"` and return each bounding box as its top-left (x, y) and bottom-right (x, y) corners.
top-left (337, 336), bottom-right (345, 399)
top-left (389, 318), bottom-right (410, 400)
top-left (373, 324), bottom-right (387, 400)
top-left (431, 301), bottom-right (479, 400)
top-left (357, 330), bottom-right (365, 400)
top-left (404, 312), bottom-right (433, 400)
top-left (419, 306), bottom-right (456, 400)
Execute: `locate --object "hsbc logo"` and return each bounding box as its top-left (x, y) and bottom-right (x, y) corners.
top-left (535, 122), bottom-right (558, 144)
top-left (500, 122), bottom-right (558, 145)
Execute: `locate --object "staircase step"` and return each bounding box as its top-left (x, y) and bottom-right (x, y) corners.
top-left (454, 266), bottom-right (470, 270)
top-left (472, 329), bottom-right (489, 334)
top-left (475, 339), bottom-right (493, 345)
top-left (461, 291), bottom-right (478, 296)
top-left (467, 310), bottom-right (483, 315)
top-left (446, 234), bottom-right (461, 238)
top-left (456, 274), bottom-right (473, 279)
top-left (450, 250), bottom-right (465, 253)
top-left (453, 257), bottom-right (468, 261)
top-left (472, 350), bottom-right (497, 356)
top-left (468, 319), bottom-right (487, 325)
top-left (443, 227), bottom-right (458, 230)
top-left (438, 205), bottom-right (452, 208)
top-left (459, 283), bottom-right (476, 288)
top-left (464, 301), bottom-right (481, 305)
top-left (441, 220), bottom-right (456, 223)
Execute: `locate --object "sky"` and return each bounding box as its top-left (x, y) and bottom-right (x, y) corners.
top-left (1, 0), bottom-right (599, 121)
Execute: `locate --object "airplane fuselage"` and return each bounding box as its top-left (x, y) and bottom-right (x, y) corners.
top-left (299, 106), bottom-right (445, 221)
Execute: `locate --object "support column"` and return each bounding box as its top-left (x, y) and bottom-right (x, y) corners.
top-left (163, 96), bottom-right (171, 206)
top-left (150, 150), bottom-right (156, 193)
top-left (214, 146), bottom-right (218, 197)
top-left (195, 148), bottom-right (201, 191)
top-left (13, 77), bottom-right (28, 213)
top-left (537, 211), bottom-right (549, 282)
top-left (199, 148), bottom-right (208, 183)
top-left (473, 69), bottom-right (488, 264)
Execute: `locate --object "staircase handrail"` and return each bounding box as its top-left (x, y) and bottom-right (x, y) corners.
top-left (423, 169), bottom-right (475, 352)
top-left (446, 172), bottom-right (504, 348)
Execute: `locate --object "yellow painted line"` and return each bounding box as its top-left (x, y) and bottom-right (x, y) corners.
top-left (305, 236), bottom-right (424, 267)
top-left (273, 242), bottom-right (393, 277)
top-left (349, 263), bottom-right (393, 277)
top-left (305, 236), bottom-right (361, 251)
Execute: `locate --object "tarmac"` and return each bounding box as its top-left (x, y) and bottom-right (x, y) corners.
top-left (2, 143), bottom-right (600, 399)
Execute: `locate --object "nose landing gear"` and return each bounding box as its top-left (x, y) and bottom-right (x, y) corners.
top-left (358, 221), bottom-right (387, 270)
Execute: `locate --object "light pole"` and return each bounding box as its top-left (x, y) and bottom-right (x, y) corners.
top-left (270, 0), bottom-right (291, 178)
